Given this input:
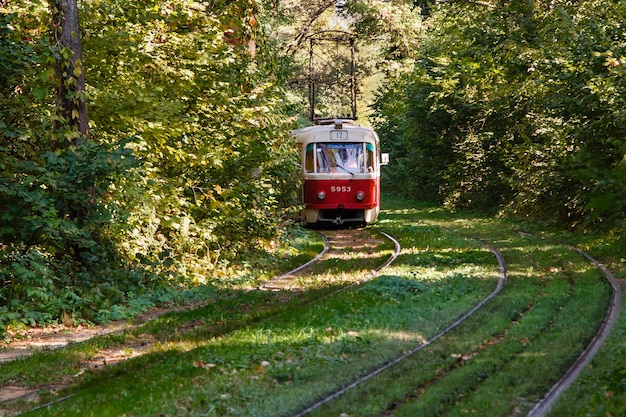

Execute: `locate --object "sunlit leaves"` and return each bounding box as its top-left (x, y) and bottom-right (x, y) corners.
top-left (1, 0), bottom-right (299, 327)
top-left (80, 0), bottom-right (301, 279)
top-left (375, 0), bottom-right (625, 229)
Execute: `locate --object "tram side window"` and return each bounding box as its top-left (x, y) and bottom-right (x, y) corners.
top-left (305, 144), bottom-right (315, 173)
top-left (366, 143), bottom-right (375, 172)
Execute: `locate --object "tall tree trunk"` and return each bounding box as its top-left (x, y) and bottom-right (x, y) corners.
top-left (50, 0), bottom-right (89, 141)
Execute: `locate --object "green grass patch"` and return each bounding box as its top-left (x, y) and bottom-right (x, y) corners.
top-left (18, 202), bottom-right (498, 416)
top-left (5, 195), bottom-right (623, 417)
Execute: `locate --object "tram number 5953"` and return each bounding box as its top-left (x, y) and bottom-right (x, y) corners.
top-left (330, 186), bottom-right (351, 193)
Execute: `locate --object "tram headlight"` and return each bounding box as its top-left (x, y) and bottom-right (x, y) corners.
top-left (317, 191), bottom-right (326, 200)
top-left (356, 191), bottom-right (365, 201)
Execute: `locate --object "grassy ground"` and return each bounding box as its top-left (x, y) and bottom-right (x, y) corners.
top-left (311, 199), bottom-right (623, 417)
top-left (2, 196), bottom-right (623, 416)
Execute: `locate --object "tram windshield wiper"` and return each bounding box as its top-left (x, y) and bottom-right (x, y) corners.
top-left (335, 162), bottom-right (354, 177)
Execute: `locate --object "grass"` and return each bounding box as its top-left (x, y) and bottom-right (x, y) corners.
top-left (302, 200), bottom-right (614, 417)
top-left (2, 195), bottom-right (623, 417)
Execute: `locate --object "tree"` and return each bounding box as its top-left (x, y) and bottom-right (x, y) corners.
top-left (373, 0), bottom-right (625, 228)
top-left (50, 0), bottom-right (88, 139)
top-left (272, 0), bottom-right (424, 121)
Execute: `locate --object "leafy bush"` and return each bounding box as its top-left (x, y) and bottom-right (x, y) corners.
top-left (374, 0), bottom-right (626, 228)
top-left (0, 0), bottom-right (300, 330)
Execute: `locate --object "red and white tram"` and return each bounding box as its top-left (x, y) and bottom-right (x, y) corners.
top-left (293, 119), bottom-right (388, 226)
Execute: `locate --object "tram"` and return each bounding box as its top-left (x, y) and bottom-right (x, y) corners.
top-left (293, 119), bottom-right (388, 226)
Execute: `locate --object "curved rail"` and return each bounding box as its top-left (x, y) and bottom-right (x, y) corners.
top-left (290, 243), bottom-right (507, 417)
top-left (526, 249), bottom-right (622, 417)
top-left (370, 232), bottom-right (402, 276)
top-left (263, 229), bottom-right (399, 292)
top-left (4, 229), bottom-right (395, 415)
top-left (271, 232), bottom-right (331, 281)
top-left (261, 231), bottom-right (330, 290)
top-left (330, 231), bottom-right (402, 297)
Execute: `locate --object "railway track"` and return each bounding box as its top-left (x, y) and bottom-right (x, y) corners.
top-left (262, 229), bottom-right (401, 291)
top-left (1, 222), bottom-right (620, 417)
top-left (0, 227), bottom-right (400, 416)
top-left (290, 241), bottom-right (507, 417)
top-left (286, 228), bottom-right (621, 417)
top-left (526, 249), bottom-right (622, 417)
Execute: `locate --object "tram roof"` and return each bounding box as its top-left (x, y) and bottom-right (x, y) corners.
top-left (292, 119), bottom-right (379, 143)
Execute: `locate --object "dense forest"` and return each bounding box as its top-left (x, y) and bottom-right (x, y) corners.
top-left (1, 0), bottom-right (624, 330)
top-left (375, 0), bottom-right (626, 229)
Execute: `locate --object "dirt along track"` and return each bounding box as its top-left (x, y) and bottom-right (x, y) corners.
top-left (262, 228), bottom-right (400, 291)
top-left (0, 227), bottom-right (400, 415)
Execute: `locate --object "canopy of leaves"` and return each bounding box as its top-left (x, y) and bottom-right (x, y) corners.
top-left (273, 0), bottom-right (423, 121)
top-left (0, 0), bottom-right (300, 329)
top-left (374, 0), bottom-right (626, 231)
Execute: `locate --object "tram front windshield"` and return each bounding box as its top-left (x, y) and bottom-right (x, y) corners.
top-left (305, 142), bottom-right (374, 174)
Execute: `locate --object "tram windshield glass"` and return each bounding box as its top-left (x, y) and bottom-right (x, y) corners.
top-left (305, 142), bottom-right (375, 174)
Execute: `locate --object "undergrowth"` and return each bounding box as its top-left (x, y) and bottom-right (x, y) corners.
top-left (0, 225), bottom-right (322, 340)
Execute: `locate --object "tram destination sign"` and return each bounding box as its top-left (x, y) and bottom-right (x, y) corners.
top-left (330, 130), bottom-right (348, 140)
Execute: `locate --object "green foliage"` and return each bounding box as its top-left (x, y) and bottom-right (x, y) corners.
top-left (82, 0), bottom-right (299, 255)
top-left (0, 9), bottom-right (32, 93)
top-left (0, 0), bottom-right (301, 330)
top-left (374, 0), bottom-right (626, 228)
top-left (276, 0), bottom-right (423, 120)
top-left (0, 141), bottom-right (134, 249)
top-left (0, 138), bottom-right (154, 328)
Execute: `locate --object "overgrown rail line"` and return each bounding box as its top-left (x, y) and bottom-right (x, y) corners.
top-left (290, 242), bottom-right (507, 417)
top-left (527, 249), bottom-right (622, 417)
top-left (0, 220), bottom-right (620, 417)
top-left (288, 228), bottom-right (620, 417)
top-left (0, 228), bottom-right (400, 416)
